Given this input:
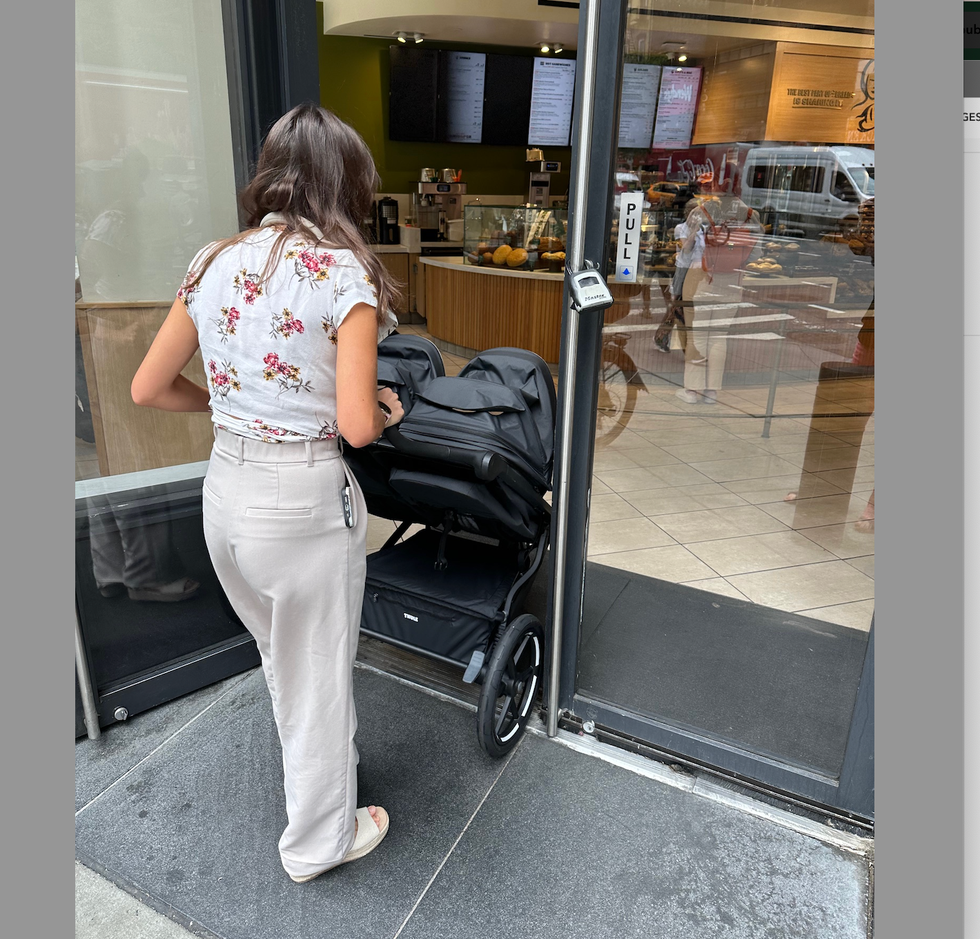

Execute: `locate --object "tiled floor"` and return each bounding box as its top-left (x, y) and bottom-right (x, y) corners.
top-left (391, 318), bottom-right (874, 631)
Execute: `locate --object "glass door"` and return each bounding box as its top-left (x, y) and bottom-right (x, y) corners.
top-left (552, 0), bottom-right (874, 821)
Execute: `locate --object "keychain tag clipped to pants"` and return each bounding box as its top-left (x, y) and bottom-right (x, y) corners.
top-left (341, 475), bottom-right (356, 528)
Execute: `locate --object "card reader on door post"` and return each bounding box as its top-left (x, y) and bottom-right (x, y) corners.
top-left (567, 268), bottom-right (615, 314)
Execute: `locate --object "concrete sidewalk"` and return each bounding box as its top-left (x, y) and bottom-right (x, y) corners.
top-left (75, 663), bottom-right (873, 939)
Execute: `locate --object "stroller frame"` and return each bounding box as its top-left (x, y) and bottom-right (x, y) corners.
top-left (346, 336), bottom-right (555, 757)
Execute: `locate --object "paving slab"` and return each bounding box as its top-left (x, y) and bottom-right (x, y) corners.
top-left (76, 666), bottom-right (870, 939)
top-left (76, 673), bottom-right (254, 811)
top-left (75, 667), bottom-right (506, 939)
top-left (397, 735), bottom-right (870, 939)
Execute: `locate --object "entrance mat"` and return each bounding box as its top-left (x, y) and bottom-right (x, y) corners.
top-left (577, 562), bottom-right (869, 776)
top-left (75, 668), bottom-right (505, 939)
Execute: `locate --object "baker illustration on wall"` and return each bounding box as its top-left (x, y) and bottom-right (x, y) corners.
top-left (852, 59), bottom-right (874, 134)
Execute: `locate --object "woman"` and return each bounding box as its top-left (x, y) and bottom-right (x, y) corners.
top-left (131, 104), bottom-right (405, 883)
top-left (676, 179), bottom-right (760, 404)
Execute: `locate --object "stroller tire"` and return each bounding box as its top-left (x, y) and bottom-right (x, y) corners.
top-left (476, 614), bottom-right (544, 758)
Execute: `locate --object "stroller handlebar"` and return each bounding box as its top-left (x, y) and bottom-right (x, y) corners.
top-left (381, 425), bottom-right (552, 518)
top-left (382, 425), bottom-right (504, 480)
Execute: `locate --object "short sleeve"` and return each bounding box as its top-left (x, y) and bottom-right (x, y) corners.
top-left (177, 242), bottom-right (216, 308)
top-left (331, 256), bottom-right (399, 340)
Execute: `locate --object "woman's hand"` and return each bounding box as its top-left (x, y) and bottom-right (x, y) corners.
top-left (377, 386), bottom-right (404, 428)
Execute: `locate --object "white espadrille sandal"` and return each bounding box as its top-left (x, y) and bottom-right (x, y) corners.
top-left (289, 806), bottom-right (390, 883)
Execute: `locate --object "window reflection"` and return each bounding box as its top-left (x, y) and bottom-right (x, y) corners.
top-left (594, 23), bottom-right (874, 630)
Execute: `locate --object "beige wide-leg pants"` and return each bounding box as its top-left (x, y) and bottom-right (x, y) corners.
top-left (682, 268), bottom-right (735, 394)
top-left (202, 427), bottom-right (367, 881)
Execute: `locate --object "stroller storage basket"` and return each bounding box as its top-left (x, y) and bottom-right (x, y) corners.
top-left (362, 529), bottom-right (519, 665)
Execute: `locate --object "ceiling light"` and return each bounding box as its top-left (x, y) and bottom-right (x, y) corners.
top-left (554, 44), bottom-right (564, 54)
top-left (413, 32), bottom-right (424, 43)
top-left (540, 43), bottom-right (550, 54)
top-left (677, 54), bottom-right (688, 62)
top-left (395, 31), bottom-right (407, 43)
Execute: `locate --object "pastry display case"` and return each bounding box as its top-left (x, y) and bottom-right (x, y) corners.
top-left (462, 204), bottom-right (569, 272)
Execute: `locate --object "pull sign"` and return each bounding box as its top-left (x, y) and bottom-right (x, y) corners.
top-left (615, 191), bottom-right (644, 283)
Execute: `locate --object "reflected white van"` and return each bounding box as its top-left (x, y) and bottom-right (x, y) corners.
top-left (738, 146), bottom-right (874, 236)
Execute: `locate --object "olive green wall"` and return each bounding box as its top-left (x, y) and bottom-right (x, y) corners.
top-left (316, 10), bottom-right (573, 197)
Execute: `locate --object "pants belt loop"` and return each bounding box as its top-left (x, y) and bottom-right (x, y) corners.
top-left (305, 440), bottom-right (314, 466)
top-left (237, 435), bottom-right (244, 465)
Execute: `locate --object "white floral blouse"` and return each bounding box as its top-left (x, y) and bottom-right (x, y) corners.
top-left (179, 221), bottom-right (396, 443)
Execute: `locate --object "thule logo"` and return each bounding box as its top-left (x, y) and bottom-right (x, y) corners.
top-left (403, 613), bottom-right (419, 622)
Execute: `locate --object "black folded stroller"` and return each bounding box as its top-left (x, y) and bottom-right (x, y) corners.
top-left (343, 334), bottom-right (556, 757)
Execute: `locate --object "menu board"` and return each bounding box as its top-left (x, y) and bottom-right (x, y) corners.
top-left (528, 58), bottom-right (577, 146)
top-left (652, 67), bottom-right (703, 149)
top-left (443, 51), bottom-right (486, 143)
top-left (388, 46), bottom-right (439, 142)
top-left (619, 63), bottom-right (661, 149)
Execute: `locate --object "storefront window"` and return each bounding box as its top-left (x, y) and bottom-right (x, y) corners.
top-left (74, 0), bottom-right (249, 737)
top-left (75, 0), bottom-right (239, 482)
top-left (584, 0), bottom-right (874, 779)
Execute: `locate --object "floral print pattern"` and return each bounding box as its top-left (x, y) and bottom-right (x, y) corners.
top-left (245, 419), bottom-right (303, 443)
top-left (316, 414), bottom-right (339, 440)
top-left (263, 352), bottom-right (313, 396)
top-left (214, 306), bottom-right (240, 342)
top-left (270, 308), bottom-right (304, 340)
top-left (182, 231), bottom-right (395, 442)
top-left (233, 269), bottom-right (263, 304)
top-left (285, 243), bottom-right (335, 286)
top-left (208, 359), bottom-right (242, 397)
top-left (177, 270), bottom-right (199, 306)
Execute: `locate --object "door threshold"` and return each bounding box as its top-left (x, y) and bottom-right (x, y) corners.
top-left (526, 713), bottom-right (873, 856)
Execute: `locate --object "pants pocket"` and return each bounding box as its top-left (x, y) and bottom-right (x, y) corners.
top-left (202, 479), bottom-right (223, 504)
top-left (244, 506), bottom-right (313, 519)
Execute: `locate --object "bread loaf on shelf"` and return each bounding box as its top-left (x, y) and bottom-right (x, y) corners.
top-left (492, 245), bottom-right (513, 265)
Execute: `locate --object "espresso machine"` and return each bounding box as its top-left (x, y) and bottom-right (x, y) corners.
top-left (417, 168), bottom-right (466, 240)
top-left (526, 149), bottom-right (561, 207)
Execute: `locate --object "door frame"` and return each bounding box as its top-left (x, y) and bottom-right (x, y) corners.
top-left (548, 0), bottom-right (874, 822)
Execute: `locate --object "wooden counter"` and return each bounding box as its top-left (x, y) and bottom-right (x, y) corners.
top-left (420, 257), bottom-right (644, 363)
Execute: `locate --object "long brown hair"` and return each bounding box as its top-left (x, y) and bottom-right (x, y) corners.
top-left (188, 104), bottom-right (401, 321)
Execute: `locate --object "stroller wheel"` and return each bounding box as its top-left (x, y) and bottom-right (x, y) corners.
top-left (477, 614), bottom-right (544, 758)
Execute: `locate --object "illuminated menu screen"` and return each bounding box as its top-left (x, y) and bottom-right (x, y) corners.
top-left (619, 63), bottom-right (662, 149)
top-left (528, 57), bottom-right (577, 146)
top-left (443, 51), bottom-right (486, 143)
top-left (652, 67), bottom-right (703, 149)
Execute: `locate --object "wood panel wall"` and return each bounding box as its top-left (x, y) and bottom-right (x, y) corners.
top-left (424, 265), bottom-right (652, 363)
top-left (766, 43), bottom-right (874, 145)
top-left (76, 303), bottom-right (214, 477)
top-left (692, 45), bottom-right (776, 145)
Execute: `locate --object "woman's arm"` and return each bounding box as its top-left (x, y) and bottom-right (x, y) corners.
top-left (131, 298), bottom-right (211, 412)
top-left (336, 303), bottom-right (404, 448)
